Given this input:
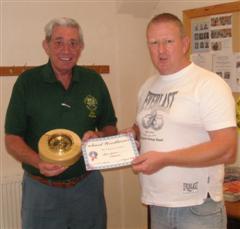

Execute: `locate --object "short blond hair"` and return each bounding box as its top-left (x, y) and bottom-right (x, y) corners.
top-left (147, 13), bottom-right (185, 37)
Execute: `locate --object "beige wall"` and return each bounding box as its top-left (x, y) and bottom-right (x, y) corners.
top-left (0, 1), bottom-right (238, 229)
top-left (0, 2), bottom-right (150, 229)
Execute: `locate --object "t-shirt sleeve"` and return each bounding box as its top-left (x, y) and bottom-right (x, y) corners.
top-left (198, 75), bottom-right (236, 131)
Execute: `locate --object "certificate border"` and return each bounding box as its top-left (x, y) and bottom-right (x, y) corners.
top-left (82, 134), bottom-right (138, 170)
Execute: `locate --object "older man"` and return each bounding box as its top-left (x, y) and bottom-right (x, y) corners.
top-left (5, 17), bottom-right (117, 229)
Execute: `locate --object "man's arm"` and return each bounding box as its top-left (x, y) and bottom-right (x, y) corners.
top-left (132, 126), bottom-right (237, 174)
top-left (5, 134), bottom-right (66, 177)
top-left (5, 134), bottom-right (40, 167)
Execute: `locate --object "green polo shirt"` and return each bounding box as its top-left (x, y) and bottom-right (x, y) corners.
top-left (5, 61), bottom-right (117, 180)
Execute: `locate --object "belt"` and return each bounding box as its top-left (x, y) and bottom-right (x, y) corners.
top-left (29, 172), bottom-right (91, 188)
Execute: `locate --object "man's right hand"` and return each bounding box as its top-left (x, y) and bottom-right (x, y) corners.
top-left (38, 161), bottom-right (67, 177)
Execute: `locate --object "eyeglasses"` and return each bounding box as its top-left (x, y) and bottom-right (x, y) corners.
top-left (51, 39), bottom-right (81, 50)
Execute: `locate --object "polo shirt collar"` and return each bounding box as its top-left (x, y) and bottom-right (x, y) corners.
top-left (42, 60), bottom-right (80, 83)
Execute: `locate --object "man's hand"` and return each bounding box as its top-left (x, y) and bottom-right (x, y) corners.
top-left (119, 126), bottom-right (141, 150)
top-left (38, 161), bottom-right (67, 177)
top-left (82, 125), bottom-right (118, 143)
top-left (132, 151), bottom-right (165, 175)
top-left (82, 131), bottom-right (103, 142)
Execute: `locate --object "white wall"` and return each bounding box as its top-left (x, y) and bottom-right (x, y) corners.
top-left (1, 1), bottom-right (239, 229)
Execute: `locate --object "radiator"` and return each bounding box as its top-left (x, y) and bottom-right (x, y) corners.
top-left (1, 175), bottom-right (22, 229)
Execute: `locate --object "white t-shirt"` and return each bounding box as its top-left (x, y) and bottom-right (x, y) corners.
top-left (136, 63), bottom-right (236, 207)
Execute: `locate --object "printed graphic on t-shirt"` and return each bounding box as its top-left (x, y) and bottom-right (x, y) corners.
top-left (183, 181), bottom-right (199, 194)
top-left (142, 110), bottom-right (163, 130)
top-left (141, 91), bottom-right (178, 111)
top-left (139, 90), bottom-right (178, 142)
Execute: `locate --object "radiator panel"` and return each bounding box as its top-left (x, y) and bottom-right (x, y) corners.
top-left (1, 176), bottom-right (22, 229)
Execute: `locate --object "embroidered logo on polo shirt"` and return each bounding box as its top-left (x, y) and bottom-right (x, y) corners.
top-left (84, 95), bottom-right (98, 118)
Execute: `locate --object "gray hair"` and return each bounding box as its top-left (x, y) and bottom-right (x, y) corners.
top-left (44, 17), bottom-right (84, 46)
top-left (147, 13), bottom-right (186, 37)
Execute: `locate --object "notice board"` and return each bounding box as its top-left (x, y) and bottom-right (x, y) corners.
top-left (183, 1), bottom-right (240, 93)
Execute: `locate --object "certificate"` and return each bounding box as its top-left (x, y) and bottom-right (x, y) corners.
top-left (82, 134), bottom-right (139, 170)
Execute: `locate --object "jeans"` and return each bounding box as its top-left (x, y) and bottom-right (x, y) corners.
top-left (21, 171), bottom-right (106, 229)
top-left (150, 198), bottom-right (227, 229)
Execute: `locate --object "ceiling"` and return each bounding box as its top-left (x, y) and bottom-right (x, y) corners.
top-left (116, 1), bottom-right (159, 18)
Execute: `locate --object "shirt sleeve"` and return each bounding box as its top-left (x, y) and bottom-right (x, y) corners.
top-left (5, 76), bottom-right (27, 136)
top-left (198, 74), bottom-right (236, 131)
top-left (96, 77), bottom-right (117, 130)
